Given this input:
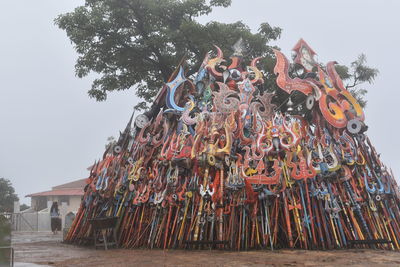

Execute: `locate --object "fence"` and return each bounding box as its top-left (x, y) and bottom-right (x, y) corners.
top-left (11, 212), bottom-right (51, 232)
top-left (10, 201), bottom-right (76, 232)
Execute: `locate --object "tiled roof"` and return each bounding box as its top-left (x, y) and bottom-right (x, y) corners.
top-left (26, 188), bottom-right (84, 197)
top-left (26, 178), bottom-right (87, 197)
top-left (52, 178), bottom-right (87, 190)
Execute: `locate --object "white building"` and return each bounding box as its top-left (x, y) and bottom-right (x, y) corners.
top-left (26, 178), bottom-right (86, 214)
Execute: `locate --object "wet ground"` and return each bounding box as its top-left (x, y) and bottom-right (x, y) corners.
top-left (12, 231), bottom-right (400, 266)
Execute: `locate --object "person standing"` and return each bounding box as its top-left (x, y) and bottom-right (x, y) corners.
top-left (50, 202), bottom-right (60, 234)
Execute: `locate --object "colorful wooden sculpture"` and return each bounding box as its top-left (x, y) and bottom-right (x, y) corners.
top-left (65, 40), bottom-right (400, 251)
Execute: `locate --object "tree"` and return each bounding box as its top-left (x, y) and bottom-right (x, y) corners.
top-left (20, 204), bottom-right (30, 211)
top-left (55, 0), bottom-right (281, 110)
top-left (0, 178), bottom-right (19, 213)
top-left (56, 0), bottom-right (377, 110)
top-left (335, 54), bottom-right (379, 107)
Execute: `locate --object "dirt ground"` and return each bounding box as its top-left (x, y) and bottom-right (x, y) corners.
top-left (12, 232), bottom-right (400, 267)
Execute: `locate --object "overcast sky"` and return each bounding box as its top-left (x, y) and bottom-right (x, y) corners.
top-left (1, 0), bottom-right (399, 204)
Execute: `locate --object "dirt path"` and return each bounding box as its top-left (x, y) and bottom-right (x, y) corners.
top-left (12, 232), bottom-right (400, 267)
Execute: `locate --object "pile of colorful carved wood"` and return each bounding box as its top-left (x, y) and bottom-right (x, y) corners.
top-left (65, 39), bottom-right (400, 250)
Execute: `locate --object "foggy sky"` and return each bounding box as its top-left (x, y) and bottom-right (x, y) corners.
top-left (1, 0), bottom-right (399, 204)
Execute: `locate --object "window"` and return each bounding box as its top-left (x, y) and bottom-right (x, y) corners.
top-left (58, 196), bottom-right (70, 205)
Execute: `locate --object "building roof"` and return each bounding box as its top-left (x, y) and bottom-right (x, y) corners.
top-left (52, 178), bottom-right (87, 190)
top-left (26, 188), bottom-right (84, 197)
top-left (26, 178), bottom-right (87, 198)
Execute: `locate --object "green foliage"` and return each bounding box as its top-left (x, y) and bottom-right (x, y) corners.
top-left (0, 178), bottom-right (19, 213)
top-left (56, 0), bottom-right (377, 110)
top-left (20, 204), bottom-right (30, 211)
top-left (335, 54), bottom-right (379, 107)
top-left (55, 0), bottom-right (281, 109)
top-left (0, 215), bottom-right (11, 249)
